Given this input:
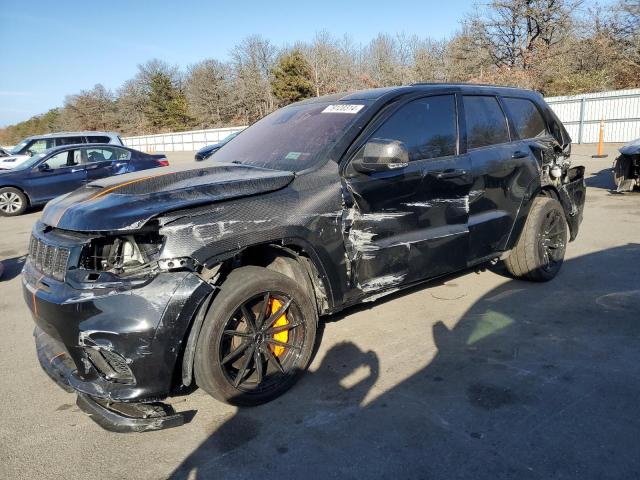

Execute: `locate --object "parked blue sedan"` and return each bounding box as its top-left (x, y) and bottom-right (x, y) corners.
top-left (0, 144), bottom-right (168, 216)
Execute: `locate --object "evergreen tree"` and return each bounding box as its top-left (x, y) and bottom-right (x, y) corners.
top-left (145, 72), bottom-right (192, 131)
top-left (271, 49), bottom-right (314, 106)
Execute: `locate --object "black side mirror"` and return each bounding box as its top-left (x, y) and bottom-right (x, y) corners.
top-left (38, 162), bottom-right (51, 172)
top-left (351, 139), bottom-right (409, 173)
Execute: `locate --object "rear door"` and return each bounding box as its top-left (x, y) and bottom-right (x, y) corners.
top-left (343, 94), bottom-right (473, 293)
top-left (26, 148), bottom-right (86, 202)
top-left (462, 95), bottom-right (538, 263)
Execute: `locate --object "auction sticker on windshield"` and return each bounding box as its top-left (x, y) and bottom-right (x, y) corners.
top-left (322, 104), bottom-right (365, 114)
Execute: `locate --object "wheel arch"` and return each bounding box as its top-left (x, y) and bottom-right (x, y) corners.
top-left (504, 184), bottom-right (574, 252)
top-left (0, 185), bottom-right (31, 206)
top-left (176, 238), bottom-right (334, 391)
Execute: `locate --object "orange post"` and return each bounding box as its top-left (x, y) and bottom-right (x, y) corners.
top-left (592, 118), bottom-right (608, 158)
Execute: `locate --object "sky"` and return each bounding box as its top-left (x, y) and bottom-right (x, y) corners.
top-left (0, 0), bottom-right (481, 126)
top-left (0, 0), bottom-right (606, 127)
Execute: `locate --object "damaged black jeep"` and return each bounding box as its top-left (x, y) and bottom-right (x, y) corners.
top-left (613, 138), bottom-right (640, 192)
top-left (23, 84), bottom-right (586, 432)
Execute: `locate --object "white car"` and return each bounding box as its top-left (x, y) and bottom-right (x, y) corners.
top-left (0, 131), bottom-right (124, 170)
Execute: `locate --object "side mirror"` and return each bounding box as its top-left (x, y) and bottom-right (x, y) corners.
top-left (351, 139), bottom-right (409, 173)
top-left (38, 162), bottom-right (51, 172)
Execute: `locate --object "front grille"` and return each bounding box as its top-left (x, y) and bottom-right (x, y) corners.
top-left (28, 235), bottom-right (71, 281)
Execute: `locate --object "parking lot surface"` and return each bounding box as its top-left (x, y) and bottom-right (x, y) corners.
top-left (1, 144), bottom-right (639, 479)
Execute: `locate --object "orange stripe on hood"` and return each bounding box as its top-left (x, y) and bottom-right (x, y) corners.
top-left (52, 170), bottom-right (175, 227)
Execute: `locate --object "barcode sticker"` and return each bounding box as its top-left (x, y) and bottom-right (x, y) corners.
top-left (322, 104), bottom-right (365, 114)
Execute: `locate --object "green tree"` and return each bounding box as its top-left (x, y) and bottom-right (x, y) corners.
top-left (144, 72), bottom-right (192, 131)
top-left (271, 49), bottom-right (314, 106)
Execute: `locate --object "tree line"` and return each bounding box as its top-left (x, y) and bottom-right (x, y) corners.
top-left (1, 0), bottom-right (638, 145)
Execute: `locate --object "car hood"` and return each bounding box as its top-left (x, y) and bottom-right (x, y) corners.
top-left (41, 162), bottom-right (295, 232)
top-left (196, 144), bottom-right (220, 156)
top-left (619, 138), bottom-right (640, 156)
top-left (0, 154), bottom-right (29, 170)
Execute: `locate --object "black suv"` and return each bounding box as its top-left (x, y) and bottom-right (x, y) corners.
top-left (23, 84), bottom-right (585, 432)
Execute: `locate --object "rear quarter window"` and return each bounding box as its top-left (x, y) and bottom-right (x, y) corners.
top-left (503, 97), bottom-right (548, 139)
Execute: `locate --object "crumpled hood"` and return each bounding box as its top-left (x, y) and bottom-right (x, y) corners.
top-left (41, 163), bottom-right (294, 232)
top-left (619, 138), bottom-right (640, 156)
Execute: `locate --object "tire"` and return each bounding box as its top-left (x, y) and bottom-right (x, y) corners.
top-left (194, 265), bottom-right (317, 406)
top-left (0, 187), bottom-right (27, 217)
top-left (613, 156), bottom-right (635, 191)
top-left (504, 197), bottom-right (568, 282)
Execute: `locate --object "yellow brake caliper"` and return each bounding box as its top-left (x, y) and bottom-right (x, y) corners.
top-left (269, 298), bottom-right (289, 357)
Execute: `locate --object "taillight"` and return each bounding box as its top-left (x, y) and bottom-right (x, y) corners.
top-left (158, 159), bottom-right (169, 167)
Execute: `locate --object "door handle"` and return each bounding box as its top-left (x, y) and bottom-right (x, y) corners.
top-left (71, 168), bottom-right (84, 173)
top-left (435, 169), bottom-right (467, 179)
top-left (512, 150), bottom-right (529, 159)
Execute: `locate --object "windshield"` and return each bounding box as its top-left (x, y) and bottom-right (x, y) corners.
top-left (9, 140), bottom-right (30, 155)
top-left (12, 152), bottom-right (46, 170)
top-left (213, 101), bottom-right (368, 171)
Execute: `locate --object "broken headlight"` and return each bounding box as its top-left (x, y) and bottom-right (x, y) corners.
top-left (80, 232), bottom-right (164, 277)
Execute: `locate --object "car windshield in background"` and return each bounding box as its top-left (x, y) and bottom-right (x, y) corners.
top-left (9, 141), bottom-right (29, 155)
top-left (213, 102), bottom-right (368, 171)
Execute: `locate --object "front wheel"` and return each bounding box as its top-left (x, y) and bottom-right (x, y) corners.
top-left (194, 266), bottom-right (317, 406)
top-left (504, 197), bottom-right (568, 282)
top-left (0, 187), bottom-right (27, 217)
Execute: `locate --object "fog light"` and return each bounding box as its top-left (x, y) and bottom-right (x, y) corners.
top-left (84, 348), bottom-right (135, 384)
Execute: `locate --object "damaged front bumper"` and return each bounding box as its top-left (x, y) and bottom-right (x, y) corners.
top-left (24, 259), bottom-right (212, 431)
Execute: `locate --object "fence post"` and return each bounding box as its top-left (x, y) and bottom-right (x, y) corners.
top-left (577, 98), bottom-right (586, 144)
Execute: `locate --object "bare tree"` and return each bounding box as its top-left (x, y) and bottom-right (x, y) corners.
top-left (231, 35), bottom-right (278, 123)
top-left (186, 59), bottom-right (233, 127)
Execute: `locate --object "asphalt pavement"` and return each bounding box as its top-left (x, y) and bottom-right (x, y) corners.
top-left (1, 144), bottom-right (639, 479)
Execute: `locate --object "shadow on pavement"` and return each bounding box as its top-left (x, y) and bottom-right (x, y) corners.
top-left (0, 255), bottom-right (25, 281)
top-left (170, 244), bottom-right (640, 479)
top-left (584, 167), bottom-right (615, 190)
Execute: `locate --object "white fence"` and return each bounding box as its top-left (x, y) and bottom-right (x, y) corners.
top-left (120, 88), bottom-right (640, 151)
top-left (546, 88), bottom-right (640, 144)
top-left (123, 126), bottom-right (246, 152)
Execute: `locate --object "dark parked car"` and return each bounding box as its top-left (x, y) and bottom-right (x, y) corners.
top-left (24, 84), bottom-right (585, 432)
top-left (0, 144), bottom-right (168, 216)
top-left (194, 131), bottom-right (241, 161)
top-left (612, 138), bottom-right (640, 192)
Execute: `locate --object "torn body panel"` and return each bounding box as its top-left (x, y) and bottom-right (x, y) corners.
top-left (613, 139), bottom-right (640, 192)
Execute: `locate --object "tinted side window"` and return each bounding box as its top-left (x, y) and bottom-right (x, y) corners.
top-left (85, 147), bottom-right (115, 162)
top-left (112, 147), bottom-right (131, 160)
top-left (371, 95), bottom-right (457, 161)
top-left (56, 136), bottom-right (84, 146)
top-left (27, 139), bottom-right (54, 155)
top-left (87, 136), bottom-right (111, 143)
top-left (44, 151), bottom-right (70, 169)
top-left (503, 97), bottom-right (547, 139)
top-left (463, 96), bottom-right (510, 149)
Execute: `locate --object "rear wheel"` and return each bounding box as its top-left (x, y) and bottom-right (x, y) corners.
top-left (613, 156), bottom-right (635, 191)
top-left (0, 187), bottom-right (27, 217)
top-left (194, 266), bottom-right (317, 406)
top-left (504, 197), bottom-right (568, 282)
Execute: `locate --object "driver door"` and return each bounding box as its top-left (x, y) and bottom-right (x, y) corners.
top-left (343, 94), bottom-right (473, 294)
top-left (27, 149), bottom-right (86, 203)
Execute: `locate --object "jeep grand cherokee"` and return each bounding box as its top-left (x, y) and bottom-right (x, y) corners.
top-left (23, 84), bottom-right (585, 432)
